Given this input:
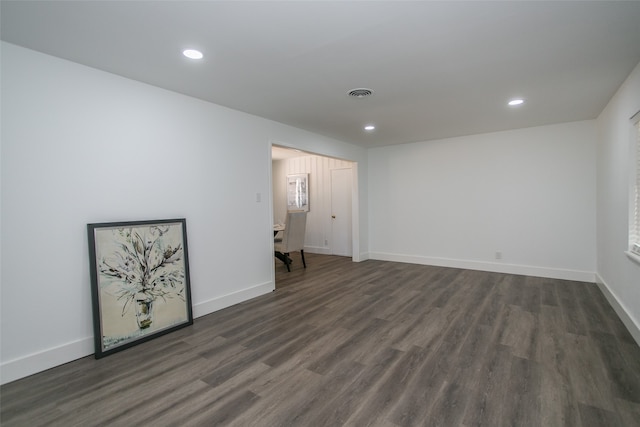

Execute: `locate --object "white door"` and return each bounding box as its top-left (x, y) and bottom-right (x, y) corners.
top-left (330, 168), bottom-right (352, 256)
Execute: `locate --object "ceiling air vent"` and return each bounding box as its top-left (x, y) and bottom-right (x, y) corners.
top-left (347, 88), bottom-right (374, 98)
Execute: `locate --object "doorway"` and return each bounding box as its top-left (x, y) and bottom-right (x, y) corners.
top-left (270, 145), bottom-right (357, 278)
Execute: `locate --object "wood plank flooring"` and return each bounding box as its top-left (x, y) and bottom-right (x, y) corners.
top-left (2, 254), bottom-right (640, 426)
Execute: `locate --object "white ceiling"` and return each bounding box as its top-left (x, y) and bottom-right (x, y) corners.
top-left (2, 1), bottom-right (640, 148)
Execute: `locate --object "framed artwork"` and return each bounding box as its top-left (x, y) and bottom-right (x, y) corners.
top-left (287, 173), bottom-right (309, 212)
top-left (87, 218), bottom-right (193, 358)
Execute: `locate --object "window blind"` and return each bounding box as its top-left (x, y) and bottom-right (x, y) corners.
top-left (633, 119), bottom-right (640, 249)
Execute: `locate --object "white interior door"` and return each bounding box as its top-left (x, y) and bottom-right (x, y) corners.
top-left (330, 168), bottom-right (352, 256)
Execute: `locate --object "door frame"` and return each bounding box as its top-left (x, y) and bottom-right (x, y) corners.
top-left (268, 141), bottom-right (361, 270)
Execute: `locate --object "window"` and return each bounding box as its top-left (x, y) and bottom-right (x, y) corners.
top-left (629, 113), bottom-right (640, 262)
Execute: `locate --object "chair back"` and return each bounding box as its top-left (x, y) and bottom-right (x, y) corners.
top-left (279, 212), bottom-right (307, 252)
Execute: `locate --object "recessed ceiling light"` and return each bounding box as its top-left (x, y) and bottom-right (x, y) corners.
top-left (364, 125), bottom-right (376, 131)
top-left (183, 49), bottom-right (203, 60)
top-left (508, 99), bottom-right (525, 106)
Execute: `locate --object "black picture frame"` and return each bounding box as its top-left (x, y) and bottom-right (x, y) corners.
top-left (87, 218), bottom-right (193, 359)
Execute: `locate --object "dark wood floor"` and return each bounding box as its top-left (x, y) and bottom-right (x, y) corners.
top-left (2, 254), bottom-right (640, 426)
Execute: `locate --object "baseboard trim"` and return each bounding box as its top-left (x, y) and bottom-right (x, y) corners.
top-left (355, 251), bottom-right (370, 262)
top-left (192, 281), bottom-right (274, 318)
top-left (368, 252), bottom-right (596, 282)
top-left (1, 281), bottom-right (275, 386)
top-left (304, 247), bottom-right (370, 261)
top-left (1, 338), bottom-right (94, 386)
top-left (595, 274), bottom-right (640, 347)
top-left (303, 245), bottom-right (332, 255)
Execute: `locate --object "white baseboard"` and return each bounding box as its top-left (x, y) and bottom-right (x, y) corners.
top-left (368, 252), bottom-right (596, 283)
top-left (192, 281), bottom-right (274, 318)
top-left (595, 274), bottom-right (640, 347)
top-left (1, 338), bottom-right (94, 386)
top-left (303, 245), bottom-right (332, 255)
top-left (304, 247), bottom-right (370, 262)
top-left (355, 252), bottom-right (370, 262)
top-left (1, 281), bottom-right (275, 386)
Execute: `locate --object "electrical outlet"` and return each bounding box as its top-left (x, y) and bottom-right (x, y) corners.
top-left (325, 239), bottom-right (328, 246)
top-left (495, 251), bottom-right (502, 260)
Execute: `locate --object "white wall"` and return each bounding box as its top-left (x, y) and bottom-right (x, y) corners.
top-left (368, 121), bottom-right (597, 281)
top-left (4, 39), bottom-right (637, 384)
top-left (0, 42), bottom-right (368, 384)
top-left (272, 155), bottom-right (353, 254)
top-left (596, 61), bottom-right (640, 345)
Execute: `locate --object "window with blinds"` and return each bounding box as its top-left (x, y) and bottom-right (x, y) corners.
top-left (631, 116), bottom-right (640, 257)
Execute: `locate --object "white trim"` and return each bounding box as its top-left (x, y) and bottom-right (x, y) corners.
top-left (1, 281), bottom-right (274, 385)
top-left (629, 115), bottom-right (640, 251)
top-left (350, 164), bottom-right (361, 262)
top-left (368, 251), bottom-right (596, 282)
top-left (192, 281), bottom-right (274, 318)
top-left (626, 250), bottom-right (640, 266)
top-left (304, 246), bottom-right (367, 258)
top-left (357, 251), bottom-right (370, 262)
top-left (1, 338), bottom-right (94, 385)
top-left (304, 245), bottom-right (332, 255)
top-left (268, 140), bottom-right (277, 295)
top-left (596, 274), bottom-right (640, 347)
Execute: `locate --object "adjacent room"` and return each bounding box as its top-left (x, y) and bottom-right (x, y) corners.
top-left (272, 146), bottom-right (356, 280)
top-left (1, 1), bottom-right (640, 425)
